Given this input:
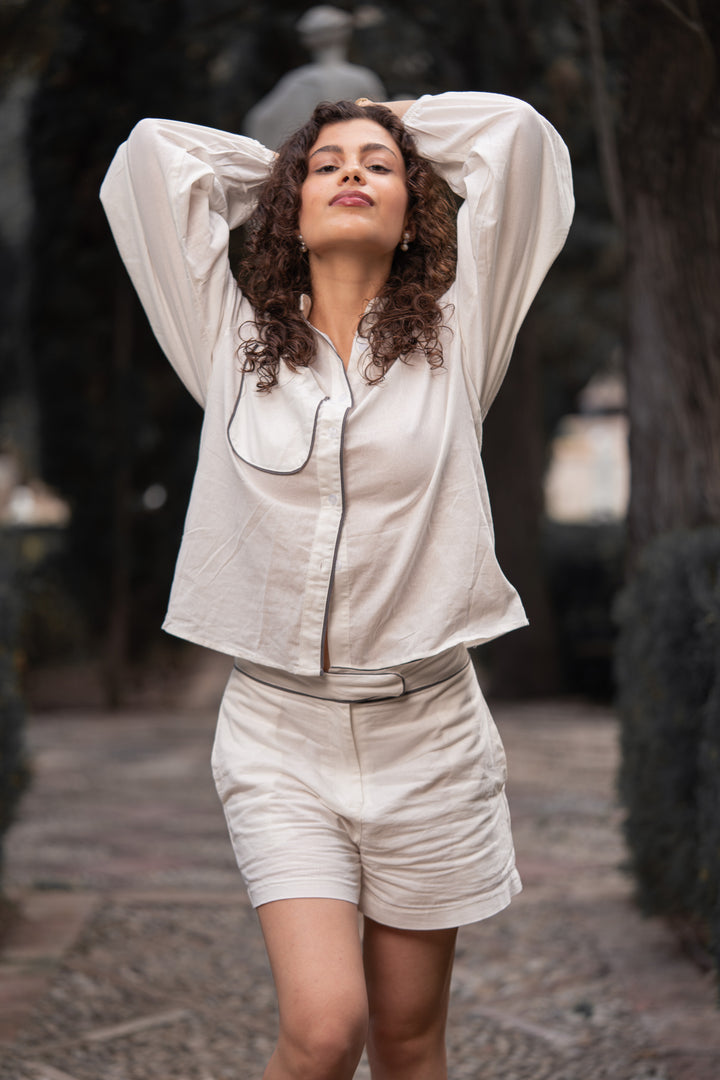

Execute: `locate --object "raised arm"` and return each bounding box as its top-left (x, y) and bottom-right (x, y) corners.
top-left (402, 92), bottom-right (574, 416)
top-left (100, 119), bottom-right (275, 405)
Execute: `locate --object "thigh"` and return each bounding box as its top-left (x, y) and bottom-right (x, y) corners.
top-left (258, 898), bottom-right (368, 1032)
top-left (362, 916), bottom-right (457, 1036)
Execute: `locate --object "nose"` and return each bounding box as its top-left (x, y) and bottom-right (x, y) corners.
top-left (341, 166), bottom-right (365, 184)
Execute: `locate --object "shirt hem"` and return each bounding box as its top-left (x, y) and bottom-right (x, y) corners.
top-left (162, 612), bottom-right (530, 675)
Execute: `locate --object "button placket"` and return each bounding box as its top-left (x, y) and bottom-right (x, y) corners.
top-left (297, 344), bottom-right (352, 672)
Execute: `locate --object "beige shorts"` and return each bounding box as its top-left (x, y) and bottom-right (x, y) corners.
top-left (211, 646), bottom-right (521, 930)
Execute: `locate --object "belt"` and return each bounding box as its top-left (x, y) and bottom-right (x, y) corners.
top-left (233, 645), bottom-right (470, 703)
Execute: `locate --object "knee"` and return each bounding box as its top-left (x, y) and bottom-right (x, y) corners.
top-left (367, 1015), bottom-right (446, 1076)
top-left (279, 997), bottom-right (367, 1079)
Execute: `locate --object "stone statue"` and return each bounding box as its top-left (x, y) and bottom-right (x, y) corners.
top-left (245, 5), bottom-right (386, 150)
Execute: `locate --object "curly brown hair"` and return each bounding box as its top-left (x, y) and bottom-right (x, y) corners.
top-left (239, 100), bottom-right (457, 390)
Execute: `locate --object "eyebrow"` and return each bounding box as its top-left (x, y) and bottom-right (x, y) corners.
top-left (309, 141), bottom-right (399, 160)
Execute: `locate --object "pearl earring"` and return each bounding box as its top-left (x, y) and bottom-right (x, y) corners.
top-left (298, 234), bottom-right (307, 253)
top-left (400, 230), bottom-right (411, 252)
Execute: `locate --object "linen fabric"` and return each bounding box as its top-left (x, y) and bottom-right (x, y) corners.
top-left (100, 93), bottom-right (574, 676)
top-left (211, 649), bottom-right (522, 929)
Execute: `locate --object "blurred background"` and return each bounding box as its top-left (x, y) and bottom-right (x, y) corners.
top-left (1, 0), bottom-right (719, 981)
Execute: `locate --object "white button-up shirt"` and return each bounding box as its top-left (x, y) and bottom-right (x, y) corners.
top-left (100, 92), bottom-right (574, 676)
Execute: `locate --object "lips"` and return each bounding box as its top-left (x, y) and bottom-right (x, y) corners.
top-left (330, 192), bottom-right (373, 207)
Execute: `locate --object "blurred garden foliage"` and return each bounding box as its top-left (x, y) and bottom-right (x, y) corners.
top-left (615, 528), bottom-right (720, 981)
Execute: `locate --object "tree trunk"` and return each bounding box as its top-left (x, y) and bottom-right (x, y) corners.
top-left (622, 1), bottom-right (720, 559)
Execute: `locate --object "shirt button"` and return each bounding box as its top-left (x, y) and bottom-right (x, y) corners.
top-left (329, 426), bottom-right (339, 438)
top-left (327, 493), bottom-right (338, 506)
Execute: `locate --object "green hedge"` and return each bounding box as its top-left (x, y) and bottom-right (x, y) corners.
top-left (614, 527), bottom-right (720, 978)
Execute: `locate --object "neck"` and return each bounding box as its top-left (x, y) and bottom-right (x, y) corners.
top-left (307, 252), bottom-right (391, 365)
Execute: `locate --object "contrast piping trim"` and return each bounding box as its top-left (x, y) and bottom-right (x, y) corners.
top-left (226, 368), bottom-right (328, 475)
top-left (232, 658), bottom-right (471, 704)
top-left (318, 346), bottom-right (354, 672)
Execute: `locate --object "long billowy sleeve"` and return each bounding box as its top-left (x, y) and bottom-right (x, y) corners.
top-left (404, 92), bottom-right (574, 417)
top-left (100, 118), bottom-right (275, 406)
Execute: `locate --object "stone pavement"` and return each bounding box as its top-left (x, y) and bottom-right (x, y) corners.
top-left (1, 654), bottom-right (719, 1080)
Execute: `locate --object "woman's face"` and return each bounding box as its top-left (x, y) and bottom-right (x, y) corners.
top-left (298, 118), bottom-right (410, 258)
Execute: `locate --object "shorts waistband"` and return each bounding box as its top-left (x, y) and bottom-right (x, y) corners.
top-left (233, 645), bottom-right (470, 703)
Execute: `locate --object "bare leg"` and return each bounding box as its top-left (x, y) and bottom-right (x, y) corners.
top-left (363, 917), bottom-right (458, 1080)
top-left (258, 898), bottom-right (368, 1080)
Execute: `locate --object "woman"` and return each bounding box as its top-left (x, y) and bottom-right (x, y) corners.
top-left (101, 92), bottom-right (573, 1080)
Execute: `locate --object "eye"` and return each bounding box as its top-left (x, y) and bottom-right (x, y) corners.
top-left (314, 163), bottom-right (338, 173)
top-left (368, 163), bottom-right (391, 173)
